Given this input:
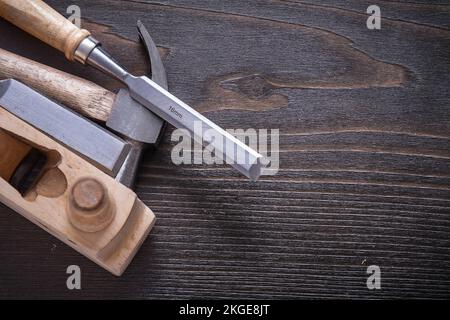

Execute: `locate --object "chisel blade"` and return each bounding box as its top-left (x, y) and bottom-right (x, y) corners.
top-left (125, 75), bottom-right (265, 181)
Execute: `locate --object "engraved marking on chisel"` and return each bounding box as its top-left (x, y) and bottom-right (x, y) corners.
top-left (169, 105), bottom-right (183, 119)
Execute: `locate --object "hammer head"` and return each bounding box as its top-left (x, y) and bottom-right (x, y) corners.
top-left (108, 20), bottom-right (168, 146)
top-left (107, 88), bottom-right (165, 144)
top-left (110, 21), bottom-right (168, 187)
top-left (107, 21), bottom-right (168, 146)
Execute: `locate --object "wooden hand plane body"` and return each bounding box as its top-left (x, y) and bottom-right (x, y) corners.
top-left (0, 79), bottom-right (155, 276)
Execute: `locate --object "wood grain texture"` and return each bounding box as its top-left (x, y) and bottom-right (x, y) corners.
top-left (0, 0), bottom-right (449, 299)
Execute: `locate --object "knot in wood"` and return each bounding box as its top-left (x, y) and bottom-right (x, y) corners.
top-left (221, 74), bottom-right (273, 99)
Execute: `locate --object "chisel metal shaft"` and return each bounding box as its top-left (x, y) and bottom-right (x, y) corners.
top-left (129, 75), bottom-right (265, 181)
top-left (0, 0), bottom-right (266, 180)
top-left (84, 41), bottom-right (266, 181)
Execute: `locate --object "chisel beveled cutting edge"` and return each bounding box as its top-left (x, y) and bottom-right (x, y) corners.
top-left (0, 0), bottom-right (266, 181)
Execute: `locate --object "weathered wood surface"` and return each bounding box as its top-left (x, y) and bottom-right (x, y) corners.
top-left (1, 0), bottom-right (450, 299)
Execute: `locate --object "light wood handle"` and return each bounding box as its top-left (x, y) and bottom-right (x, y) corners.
top-left (0, 0), bottom-right (90, 61)
top-left (0, 48), bottom-right (115, 121)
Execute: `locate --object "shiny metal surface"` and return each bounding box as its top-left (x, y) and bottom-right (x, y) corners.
top-left (87, 46), bottom-right (129, 82)
top-left (126, 75), bottom-right (264, 181)
top-left (74, 36), bottom-right (99, 64)
top-left (83, 31), bottom-right (265, 181)
top-left (0, 79), bottom-right (130, 176)
top-left (114, 22), bottom-right (168, 187)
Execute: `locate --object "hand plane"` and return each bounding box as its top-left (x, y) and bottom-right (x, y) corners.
top-left (0, 79), bottom-right (154, 276)
top-left (0, 21), bottom-right (168, 276)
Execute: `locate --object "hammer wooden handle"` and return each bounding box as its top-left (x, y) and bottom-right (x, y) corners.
top-left (0, 48), bottom-right (114, 122)
top-left (0, 0), bottom-right (90, 61)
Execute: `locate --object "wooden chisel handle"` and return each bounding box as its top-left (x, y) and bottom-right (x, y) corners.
top-left (0, 48), bottom-right (114, 122)
top-left (0, 0), bottom-right (90, 61)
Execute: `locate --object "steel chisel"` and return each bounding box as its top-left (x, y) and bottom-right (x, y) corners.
top-left (0, 21), bottom-right (168, 188)
top-left (0, 0), bottom-right (266, 181)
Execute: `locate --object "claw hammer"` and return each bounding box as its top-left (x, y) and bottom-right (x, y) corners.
top-left (0, 21), bottom-right (167, 188)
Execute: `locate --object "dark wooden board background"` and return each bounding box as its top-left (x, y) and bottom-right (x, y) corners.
top-left (1, 0), bottom-right (450, 299)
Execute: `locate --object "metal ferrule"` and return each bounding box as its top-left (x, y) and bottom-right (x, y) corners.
top-left (86, 46), bottom-right (130, 83)
top-left (74, 37), bottom-right (129, 82)
top-left (74, 36), bottom-right (99, 64)
top-left (74, 36), bottom-right (130, 83)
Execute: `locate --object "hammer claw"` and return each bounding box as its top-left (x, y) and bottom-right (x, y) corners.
top-left (137, 20), bottom-right (168, 90)
top-left (114, 21), bottom-right (169, 188)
